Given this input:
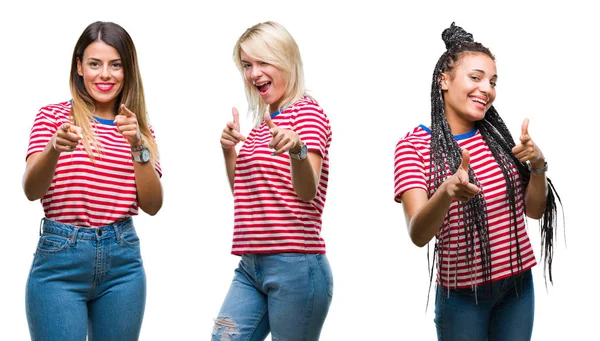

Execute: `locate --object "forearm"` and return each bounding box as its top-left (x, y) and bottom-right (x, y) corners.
top-left (134, 162), bottom-right (163, 216)
top-left (407, 183), bottom-right (454, 247)
top-left (290, 152), bottom-right (321, 202)
top-left (524, 171), bottom-right (548, 219)
top-left (223, 148), bottom-right (237, 194)
top-left (22, 143), bottom-right (60, 201)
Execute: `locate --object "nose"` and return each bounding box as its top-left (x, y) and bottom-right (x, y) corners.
top-left (250, 64), bottom-right (262, 81)
top-left (100, 65), bottom-right (111, 79)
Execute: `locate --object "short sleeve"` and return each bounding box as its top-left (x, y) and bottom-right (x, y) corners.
top-left (291, 103), bottom-right (331, 157)
top-left (394, 138), bottom-right (427, 202)
top-left (26, 105), bottom-right (68, 160)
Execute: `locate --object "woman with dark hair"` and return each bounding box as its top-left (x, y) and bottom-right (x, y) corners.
top-left (213, 21), bottom-right (333, 341)
top-left (23, 21), bottom-right (162, 340)
top-left (394, 23), bottom-right (561, 340)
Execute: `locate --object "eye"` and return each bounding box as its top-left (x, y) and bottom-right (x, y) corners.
top-left (259, 61), bottom-right (269, 66)
top-left (242, 63), bottom-right (251, 69)
top-left (470, 75), bottom-right (480, 81)
top-left (88, 61), bottom-right (100, 68)
top-left (111, 62), bottom-right (122, 69)
top-left (490, 81), bottom-right (497, 88)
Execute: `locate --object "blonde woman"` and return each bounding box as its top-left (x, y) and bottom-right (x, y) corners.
top-left (23, 21), bottom-right (162, 341)
top-left (214, 21), bottom-right (333, 341)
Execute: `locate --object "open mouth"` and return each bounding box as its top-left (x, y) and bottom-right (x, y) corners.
top-left (470, 96), bottom-right (487, 109)
top-left (96, 83), bottom-right (114, 92)
top-left (255, 81), bottom-right (271, 95)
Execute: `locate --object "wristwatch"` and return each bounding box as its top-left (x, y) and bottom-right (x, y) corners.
top-left (289, 142), bottom-right (308, 161)
top-left (529, 161), bottom-right (548, 175)
top-left (131, 143), bottom-right (151, 163)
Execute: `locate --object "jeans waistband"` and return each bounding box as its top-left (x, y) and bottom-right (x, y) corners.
top-left (41, 217), bottom-right (134, 242)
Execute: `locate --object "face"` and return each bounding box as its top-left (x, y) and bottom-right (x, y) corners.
top-left (77, 41), bottom-right (124, 112)
top-left (441, 53), bottom-right (497, 129)
top-left (240, 50), bottom-right (286, 111)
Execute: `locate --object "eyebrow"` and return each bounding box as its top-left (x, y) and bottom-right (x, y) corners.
top-left (472, 69), bottom-right (498, 78)
top-left (87, 57), bottom-right (122, 63)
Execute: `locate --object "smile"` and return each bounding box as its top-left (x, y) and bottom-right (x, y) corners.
top-left (255, 81), bottom-right (271, 95)
top-left (95, 83), bottom-right (114, 92)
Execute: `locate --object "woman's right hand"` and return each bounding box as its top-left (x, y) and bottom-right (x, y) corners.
top-left (51, 123), bottom-right (83, 153)
top-left (444, 149), bottom-right (480, 202)
top-left (220, 107), bottom-right (246, 150)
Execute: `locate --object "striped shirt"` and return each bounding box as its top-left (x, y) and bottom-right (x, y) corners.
top-left (232, 97), bottom-right (332, 255)
top-left (26, 101), bottom-right (162, 228)
top-left (394, 125), bottom-right (536, 288)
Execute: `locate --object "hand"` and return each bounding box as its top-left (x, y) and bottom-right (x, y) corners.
top-left (51, 122), bottom-right (83, 153)
top-left (220, 107), bottom-right (246, 150)
top-left (114, 104), bottom-right (142, 147)
top-left (511, 118), bottom-right (545, 168)
top-left (444, 149), bottom-right (480, 202)
top-left (264, 112), bottom-right (301, 155)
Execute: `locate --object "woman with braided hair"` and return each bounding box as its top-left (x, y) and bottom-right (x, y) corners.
top-left (393, 23), bottom-right (561, 340)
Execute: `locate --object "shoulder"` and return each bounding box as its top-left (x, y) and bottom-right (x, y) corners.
top-left (288, 97), bottom-right (326, 117)
top-left (37, 101), bottom-right (71, 119)
top-left (396, 125), bottom-right (430, 151)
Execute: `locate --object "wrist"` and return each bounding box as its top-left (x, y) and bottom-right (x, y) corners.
top-left (529, 161), bottom-right (548, 175)
top-left (289, 139), bottom-right (303, 154)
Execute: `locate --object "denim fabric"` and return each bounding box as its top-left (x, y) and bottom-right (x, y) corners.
top-left (435, 269), bottom-right (535, 341)
top-left (26, 218), bottom-right (146, 341)
top-left (212, 253), bottom-right (333, 341)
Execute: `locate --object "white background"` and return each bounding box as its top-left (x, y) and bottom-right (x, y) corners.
top-left (0, 0), bottom-right (597, 340)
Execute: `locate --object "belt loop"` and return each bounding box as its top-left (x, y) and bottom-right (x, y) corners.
top-left (39, 218), bottom-right (44, 236)
top-left (113, 223), bottom-right (122, 243)
top-left (70, 227), bottom-right (80, 246)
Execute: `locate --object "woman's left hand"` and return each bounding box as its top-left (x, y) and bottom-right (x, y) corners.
top-left (511, 118), bottom-right (545, 168)
top-left (114, 104), bottom-right (142, 147)
top-left (264, 112), bottom-right (301, 155)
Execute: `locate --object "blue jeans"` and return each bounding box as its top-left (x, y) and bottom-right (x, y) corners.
top-left (434, 269), bottom-right (535, 341)
top-left (26, 218), bottom-right (146, 341)
top-left (212, 253), bottom-right (333, 341)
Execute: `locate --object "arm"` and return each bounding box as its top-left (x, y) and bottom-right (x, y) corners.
top-left (133, 161), bottom-right (163, 216)
top-left (23, 123), bottom-right (82, 200)
top-left (290, 150), bottom-right (322, 202)
top-left (220, 107), bottom-right (245, 194)
top-left (511, 119), bottom-right (547, 219)
top-left (400, 149), bottom-right (479, 247)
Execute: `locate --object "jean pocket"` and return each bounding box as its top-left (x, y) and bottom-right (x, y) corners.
top-left (36, 234), bottom-right (70, 253)
top-left (316, 254), bottom-right (333, 298)
top-left (119, 227), bottom-right (140, 246)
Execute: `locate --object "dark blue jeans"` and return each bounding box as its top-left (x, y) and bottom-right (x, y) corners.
top-left (435, 270), bottom-right (534, 341)
top-left (26, 218), bottom-right (146, 341)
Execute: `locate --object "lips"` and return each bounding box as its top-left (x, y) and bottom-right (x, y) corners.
top-left (470, 96), bottom-right (487, 110)
top-left (255, 81), bottom-right (271, 95)
top-left (95, 83), bottom-right (114, 92)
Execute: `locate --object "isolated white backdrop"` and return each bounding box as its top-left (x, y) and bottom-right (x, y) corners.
top-left (0, 0), bottom-right (596, 340)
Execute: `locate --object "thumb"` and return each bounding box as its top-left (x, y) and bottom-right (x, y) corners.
top-left (232, 107), bottom-right (240, 128)
top-left (521, 118), bottom-right (530, 138)
top-left (459, 149), bottom-right (470, 172)
top-left (264, 112), bottom-right (276, 130)
top-left (59, 122), bottom-right (71, 132)
top-left (69, 125), bottom-right (84, 139)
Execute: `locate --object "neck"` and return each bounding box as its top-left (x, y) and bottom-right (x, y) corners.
top-left (444, 108), bottom-right (475, 135)
top-left (94, 101), bottom-right (117, 120)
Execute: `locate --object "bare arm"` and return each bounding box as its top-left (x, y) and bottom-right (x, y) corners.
top-left (223, 148), bottom-right (238, 193)
top-left (290, 151), bottom-right (322, 202)
top-left (220, 107), bottom-right (245, 194)
top-left (132, 161), bottom-right (163, 216)
top-left (401, 149), bottom-right (479, 247)
top-left (511, 118), bottom-right (547, 219)
top-left (23, 123), bottom-right (82, 201)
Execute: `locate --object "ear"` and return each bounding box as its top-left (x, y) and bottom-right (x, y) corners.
top-left (77, 57), bottom-right (83, 76)
top-left (440, 73), bottom-right (449, 90)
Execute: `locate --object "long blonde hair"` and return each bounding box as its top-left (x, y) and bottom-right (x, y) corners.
top-left (233, 21), bottom-right (310, 127)
top-left (69, 21), bottom-right (158, 163)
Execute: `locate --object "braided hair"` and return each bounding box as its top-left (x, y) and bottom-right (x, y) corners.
top-left (428, 23), bottom-right (563, 298)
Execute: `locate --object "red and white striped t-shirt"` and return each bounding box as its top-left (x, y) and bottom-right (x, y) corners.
top-left (26, 101), bottom-right (162, 228)
top-left (232, 97), bottom-right (332, 255)
top-left (394, 125), bottom-right (536, 288)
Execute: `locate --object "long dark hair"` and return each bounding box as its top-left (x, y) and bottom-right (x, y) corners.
top-left (428, 23), bottom-right (562, 297)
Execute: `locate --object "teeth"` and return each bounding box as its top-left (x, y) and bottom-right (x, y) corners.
top-left (473, 97), bottom-right (487, 104)
top-left (256, 82), bottom-right (269, 87)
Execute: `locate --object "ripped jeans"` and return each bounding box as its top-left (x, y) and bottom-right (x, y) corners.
top-left (212, 253), bottom-right (333, 341)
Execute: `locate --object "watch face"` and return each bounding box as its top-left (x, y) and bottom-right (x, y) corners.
top-left (141, 148), bottom-right (151, 162)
